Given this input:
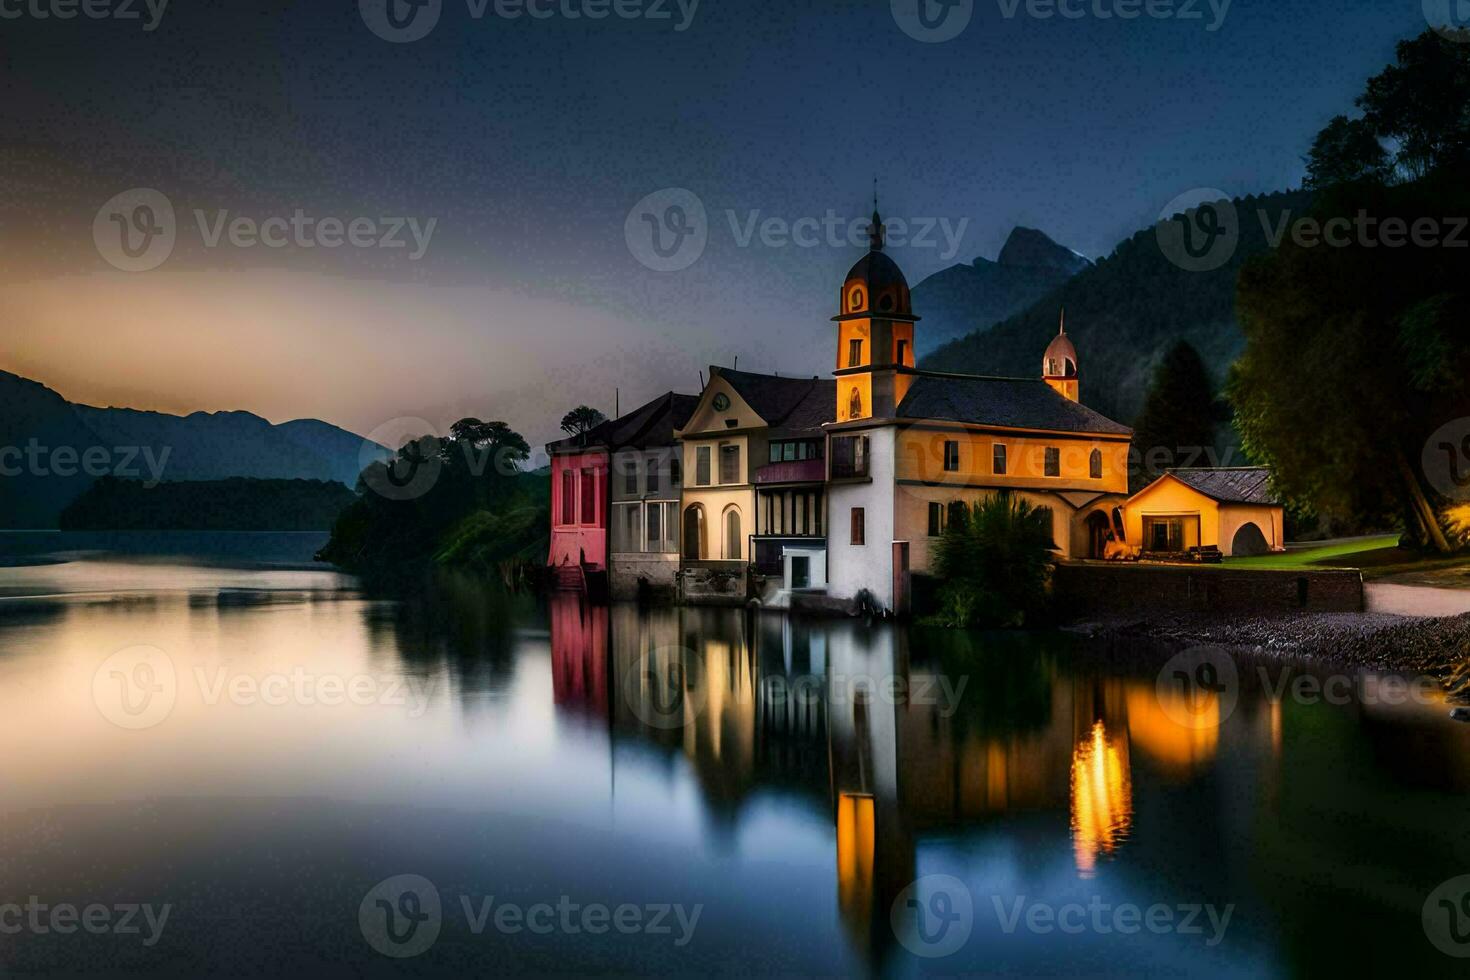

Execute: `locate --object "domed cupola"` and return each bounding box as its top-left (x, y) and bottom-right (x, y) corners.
top-left (1043, 310), bottom-right (1080, 402)
top-left (831, 192), bottom-right (921, 425)
top-left (838, 209), bottom-right (914, 319)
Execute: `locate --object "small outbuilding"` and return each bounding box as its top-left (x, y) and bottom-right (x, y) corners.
top-left (1124, 467), bottom-right (1285, 558)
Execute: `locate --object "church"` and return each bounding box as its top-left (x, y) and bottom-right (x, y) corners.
top-left (546, 206), bottom-right (1283, 612)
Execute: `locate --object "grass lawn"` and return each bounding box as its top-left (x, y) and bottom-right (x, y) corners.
top-left (1225, 534), bottom-right (1470, 586)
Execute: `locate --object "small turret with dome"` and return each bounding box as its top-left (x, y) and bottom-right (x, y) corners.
top-left (832, 185), bottom-right (920, 424)
top-left (1043, 309), bottom-right (1080, 402)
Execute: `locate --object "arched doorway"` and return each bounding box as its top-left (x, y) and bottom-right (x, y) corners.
top-left (724, 507), bottom-right (742, 560)
top-left (1085, 510), bottom-right (1113, 559)
top-left (682, 505), bottom-right (705, 560)
top-left (1231, 522), bottom-right (1270, 557)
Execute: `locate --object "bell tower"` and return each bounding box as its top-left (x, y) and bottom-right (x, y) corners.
top-left (1043, 310), bottom-right (1080, 402)
top-left (832, 195), bottom-right (919, 423)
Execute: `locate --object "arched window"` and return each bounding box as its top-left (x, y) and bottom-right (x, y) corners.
top-left (1090, 449), bottom-right (1103, 479)
top-left (683, 505), bottom-right (705, 560)
top-left (723, 507), bottom-right (742, 560)
top-left (849, 287), bottom-right (865, 311)
top-left (848, 387), bottom-right (863, 419)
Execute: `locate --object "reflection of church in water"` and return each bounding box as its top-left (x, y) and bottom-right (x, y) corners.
top-left (548, 596), bottom-right (1270, 957)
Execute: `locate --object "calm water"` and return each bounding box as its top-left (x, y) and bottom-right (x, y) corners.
top-left (1, 533), bottom-right (1468, 976)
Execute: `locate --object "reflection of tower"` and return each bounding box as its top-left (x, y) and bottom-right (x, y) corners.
top-left (1069, 677), bottom-right (1133, 878)
top-left (827, 622), bottom-right (913, 963)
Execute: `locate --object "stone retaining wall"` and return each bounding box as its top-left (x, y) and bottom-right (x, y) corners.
top-left (1054, 563), bottom-right (1364, 616)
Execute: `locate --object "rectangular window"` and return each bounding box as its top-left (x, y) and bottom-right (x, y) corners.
top-left (943, 440), bottom-right (960, 472)
top-left (624, 505), bottom-right (641, 552)
top-left (696, 446), bottom-right (711, 486)
top-left (647, 457), bottom-right (660, 495)
top-left (928, 502), bottom-right (943, 537)
top-left (850, 507), bottom-right (865, 545)
top-left (667, 502), bottom-right (680, 552)
top-left (814, 491), bottom-right (823, 536)
top-left (645, 502), bottom-right (661, 548)
top-left (623, 458), bottom-right (638, 495)
top-left (670, 456), bottom-right (681, 486)
top-left (993, 444), bottom-right (1007, 475)
top-left (1089, 449), bottom-right (1102, 480)
top-left (1045, 447), bottom-right (1060, 477)
top-left (580, 468), bottom-right (596, 523)
top-left (896, 339), bottom-right (909, 364)
top-left (783, 442), bottom-right (796, 462)
top-left (770, 443), bottom-right (781, 464)
top-left (832, 436), bottom-right (870, 478)
top-left (560, 470), bottom-right (575, 525)
top-left (719, 444), bottom-right (740, 484)
top-left (848, 339), bottom-right (863, 367)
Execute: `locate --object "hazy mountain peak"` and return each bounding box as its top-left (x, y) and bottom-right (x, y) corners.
top-left (998, 227), bottom-right (1093, 275)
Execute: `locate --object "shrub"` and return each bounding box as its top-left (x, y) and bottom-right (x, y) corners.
top-left (927, 492), bottom-right (1056, 629)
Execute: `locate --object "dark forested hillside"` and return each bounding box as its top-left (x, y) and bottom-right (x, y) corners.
top-left (921, 190), bottom-right (1312, 424)
top-left (60, 477), bottom-right (357, 531)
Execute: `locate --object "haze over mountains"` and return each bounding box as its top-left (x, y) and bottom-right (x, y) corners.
top-left (919, 191), bottom-right (1312, 425)
top-left (913, 226), bottom-right (1093, 356)
top-left (0, 370), bottom-right (382, 528)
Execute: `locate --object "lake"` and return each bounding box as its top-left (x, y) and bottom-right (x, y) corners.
top-left (1, 532), bottom-right (1468, 976)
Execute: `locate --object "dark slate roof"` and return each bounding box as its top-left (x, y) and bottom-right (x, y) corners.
top-left (546, 391), bottom-right (699, 454)
top-left (896, 373), bottom-right (1131, 435)
top-left (712, 367), bottom-right (834, 436)
top-left (1167, 467), bottom-right (1279, 505)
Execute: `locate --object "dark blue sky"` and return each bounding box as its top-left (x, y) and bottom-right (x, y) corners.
top-left (0, 0), bottom-right (1437, 445)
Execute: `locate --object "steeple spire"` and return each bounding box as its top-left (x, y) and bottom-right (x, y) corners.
top-left (1059, 307), bottom-right (1066, 335)
top-left (868, 177), bottom-right (885, 252)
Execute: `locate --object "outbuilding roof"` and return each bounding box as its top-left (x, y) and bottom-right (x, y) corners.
top-left (1165, 467), bottom-right (1279, 505)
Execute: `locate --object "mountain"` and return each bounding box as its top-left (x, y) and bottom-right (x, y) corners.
top-left (921, 190), bottom-right (1313, 425)
top-left (913, 227), bottom-right (1092, 356)
top-left (0, 369), bottom-right (385, 528)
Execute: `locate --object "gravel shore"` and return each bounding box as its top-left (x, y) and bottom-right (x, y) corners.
top-left (1066, 609), bottom-right (1470, 679)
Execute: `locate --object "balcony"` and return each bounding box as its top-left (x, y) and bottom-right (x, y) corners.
top-left (754, 458), bottom-right (826, 485)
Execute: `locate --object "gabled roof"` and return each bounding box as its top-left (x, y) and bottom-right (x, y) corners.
top-left (711, 367), bottom-right (835, 436)
top-left (546, 391), bottom-right (699, 454)
top-left (1165, 467), bottom-right (1279, 505)
top-left (896, 373), bottom-right (1131, 436)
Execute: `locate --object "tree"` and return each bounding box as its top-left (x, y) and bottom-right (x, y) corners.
top-left (1304, 115), bottom-right (1389, 189)
top-left (929, 492), bottom-right (1056, 628)
top-left (1129, 340), bottom-right (1222, 491)
top-left (1356, 30), bottom-right (1470, 181)
top-left (559, 406), bottom-right (606, 438)
top-left (1228, 177), bottom-right (1470, 553)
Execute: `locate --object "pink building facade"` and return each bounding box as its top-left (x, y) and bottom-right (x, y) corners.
top-left (548, 447), bottom-right (608, 576)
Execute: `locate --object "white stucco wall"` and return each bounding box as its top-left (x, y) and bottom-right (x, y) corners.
top-left (826, 426), bottom-right (897, 610)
